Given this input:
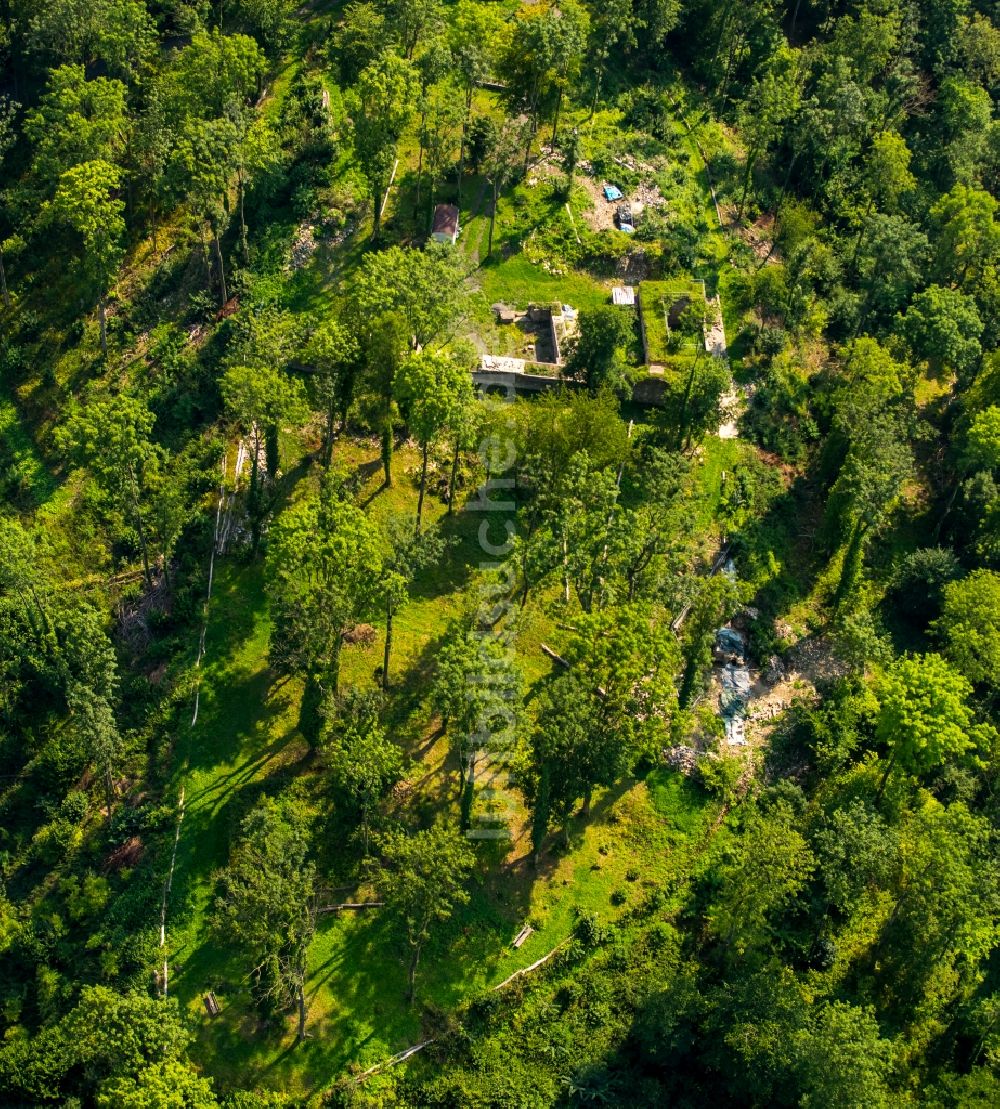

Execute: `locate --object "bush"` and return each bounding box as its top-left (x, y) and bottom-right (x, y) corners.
top-left (888, 548), bottom-right (963, 628)
top-left (574, 911), bottom-right (608, 948)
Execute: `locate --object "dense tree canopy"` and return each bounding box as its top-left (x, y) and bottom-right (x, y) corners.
top-left (2, 0), bottom-right (1000, 1103)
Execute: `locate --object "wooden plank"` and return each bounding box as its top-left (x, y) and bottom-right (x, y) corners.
top-left (540, 643), bottom-right (569, 668)
top-left (512, 924), bottom-right (534, 948)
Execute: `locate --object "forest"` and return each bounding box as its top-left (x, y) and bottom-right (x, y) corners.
top-left (0, 0), bottom-right (999, 1105)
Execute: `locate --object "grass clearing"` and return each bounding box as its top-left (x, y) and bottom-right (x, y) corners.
top-left (158, 430), bottom-right (723, 1098)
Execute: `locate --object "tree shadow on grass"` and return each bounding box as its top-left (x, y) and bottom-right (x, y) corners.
top-left (382, 631), bottom-right (446, 735)
top-left (406, 507), bottom-right (483, 602)
top-left (188, 655), bottom-right (288, 754)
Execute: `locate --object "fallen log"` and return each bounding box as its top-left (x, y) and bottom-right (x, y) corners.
top-left (353, 939), bottom-right (571, 1085)
top-left (492, 939), bottom-right (569, 992)
top-left (351, 1038), bottom-right (437, 1083)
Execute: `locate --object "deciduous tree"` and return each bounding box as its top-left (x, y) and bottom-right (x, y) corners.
top-left (874, 653), bottom-right (993, 797)
top-left (395, 351), bottom-right (473, 529)
top-left (706, 801), bottom-right (815, 952)
top-left (266, 483), bottom-right (384, 738)
top-left (379, 515), bottom-right (447, 689)
top-left (935, 570), bottom-right (1000, 692)
top-left (351, 54), bottom-right (418, 240)
top-left (214, 797), bottom-right (316, 1040)
top-left (372, 824), bottom-right (474, 1000)
top-left (221, 363), bottom-right (308, 512)
top-left (304, 318), bottom-right (361, 466)
top-left (45, 160), bottom-right (124, 355)
top-left (59, 394), bottom-right (162, 586)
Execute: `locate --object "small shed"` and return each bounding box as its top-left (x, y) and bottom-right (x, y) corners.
top-left (612, 286), bottom-right (636, 306)
top-left (431, 203), bottom-right (460, 244)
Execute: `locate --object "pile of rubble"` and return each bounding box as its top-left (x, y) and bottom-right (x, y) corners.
top-left (288, 223), bottom-right (317, 270)
top-left (716, 625), bottom-right (751, 747)
top-left (664, 745), bottom-right (700, 774)
top-left (286, 216), bottom-right (356, 272)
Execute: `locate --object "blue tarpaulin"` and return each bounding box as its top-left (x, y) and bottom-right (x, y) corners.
top-left (603, 184), bottom-right (623, 201)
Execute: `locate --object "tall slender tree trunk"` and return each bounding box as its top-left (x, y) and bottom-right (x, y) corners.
top-left (125, 159), bottom-right (134, 225)
top-left (589, 65), bottom-right (605, 124)
top-left (296, 982), bottom-right (307, 1042)
top-left (134, 506), bottom-right (153, 589)
top-left (562, 531), bottom-right (570, 603)
top-left (381, 413), bottom-right (394, 487)
top-left (249, 427), bottom-right (264, 553)
top-left (0, 245), bottom-right (9, 309)
top-left (448, 435), bottom-right (461, 514)
top-left (372, 179), bottom-right (384, 242)
top-left (738, 150), bottom-right (758, 220)
top-left (249, 428), bottom-right (260, 501)
top-left (415, 115), bottom-right (426, 214)
top-left (330, 633), bottom-right (343, 697)
top-left (457, 88), bottom-right (473, 205)
top-left (875, 747), bottom-right (896, 803)
top-left (717, 29), bottom-right (746, 110)
top-left (382, 600), bottom-right (394, 691)
top-left (407, 945), bottom-right (420, 1002)
top-left (849, 198), bottom-right (877, 271)
top-left (551, 85), bottom-right (564, 146)
top-left (340, 367), bottom-right (356, 433)
top-left (104, 762), bottom-right (114, 816)
top-left (324, 388), bottom-right (337, 468)
top-left (298, 670), bottom-right (325, 748)
top-left (213, 229), bottom-right (227, 306)
top-left (238, 172), bottom-right (249, 261)
top-left (460, 750), bottom-right (475, 830)
top-left (416, 440), bottom-right (428, 532)
top-left (488, 182), bottom-right (499, 257)
top-left (199, 222), bottom-right (210, 279)
top-left (98, 292), bottom-right (109, 357)
top-left (790, 0), bottom-right (803, 41)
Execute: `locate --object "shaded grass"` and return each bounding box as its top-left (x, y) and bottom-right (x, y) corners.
top-left (0, 390), bottom-right (56, 509)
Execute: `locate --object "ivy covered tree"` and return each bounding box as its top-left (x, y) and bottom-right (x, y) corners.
top-left (59, 394), bottom-right (163, 586)
top-left (372, 824), bottom-right (475, 1000)
top-left (379, 515), bottom-right (447, 689)
top-left (266, 481), bottom-right (384, 743)
top-left (304, 318), bottom-right (361, 466)
top-left (350, 53), bottom-right (418, 240)
top-left (214, 795), bottom-right (317, 1041)
top-left (220, 363), bottom-right (308, 520)
top-left (45, 160), bottom-right (124, 355)
top-left (323, 703), bottom-right (404, 853)
top-left (395, 351), bottom-right (473, 530)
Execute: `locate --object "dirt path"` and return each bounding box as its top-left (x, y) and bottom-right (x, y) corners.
top-left (703, 292), bottom-right (741, 440)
